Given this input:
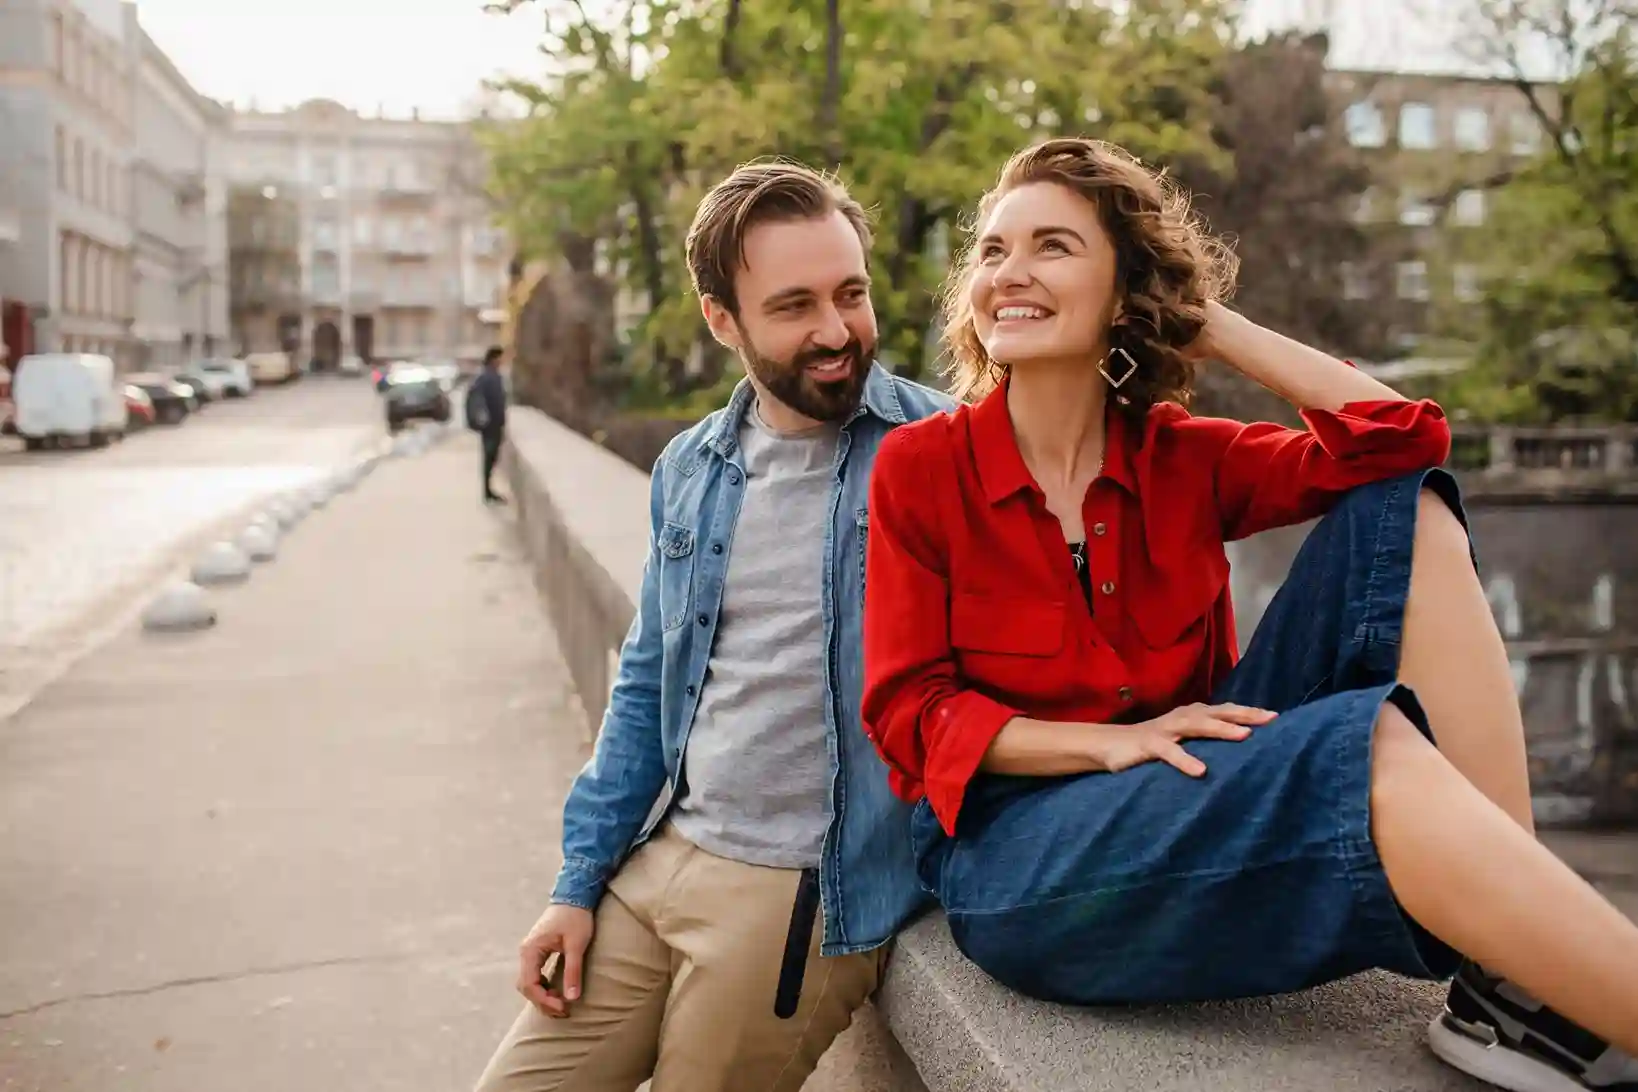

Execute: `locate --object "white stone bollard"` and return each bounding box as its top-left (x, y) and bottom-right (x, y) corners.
top-left (238, 523), bottom-right (278, 562)
top-left (191, 541), bottom-right (252, 585)
top-left (142, 580), bottom-right (218, 633)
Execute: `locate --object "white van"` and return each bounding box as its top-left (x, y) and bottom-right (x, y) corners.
top-left (245, 351), bottom-right (296, 385)
top-left (12, 352), bottom-right (128, 450)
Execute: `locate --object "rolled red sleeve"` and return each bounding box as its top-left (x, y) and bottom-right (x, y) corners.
top-left (862, 426), bottom-right (1020, 835)
top-left (1213, 397), bottom-right (1450, 541)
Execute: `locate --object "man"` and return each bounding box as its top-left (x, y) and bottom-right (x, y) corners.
top-left (473, 161), bottom-right (952, 1092)
top-left (469, 345), bottom-right (508, 503)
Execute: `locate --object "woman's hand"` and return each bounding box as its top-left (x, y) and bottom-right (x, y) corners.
top-left (1088, 703), bottom-right (1276, 777)
top-left (1182, 300), bottom-right (1237, 363)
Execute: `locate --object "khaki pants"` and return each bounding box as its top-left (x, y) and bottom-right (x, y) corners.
top-left (474, 824), bottom-right (884, 1092)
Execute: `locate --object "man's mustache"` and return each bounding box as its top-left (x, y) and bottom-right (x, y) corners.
top-left (795, 342), bottom-right (865, 369)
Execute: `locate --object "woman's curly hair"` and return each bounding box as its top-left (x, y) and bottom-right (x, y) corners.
top-left (941, 138), bottom-right (1238, 414)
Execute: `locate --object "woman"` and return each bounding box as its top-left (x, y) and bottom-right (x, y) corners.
top-left (861, 137), bottom-right (1638, 1092)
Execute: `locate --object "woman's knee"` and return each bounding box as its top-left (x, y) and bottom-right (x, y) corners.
top-left (1412, 483), bottom-right (1475, 570)
top-left (1369, 698), bottom-right (1441, 797)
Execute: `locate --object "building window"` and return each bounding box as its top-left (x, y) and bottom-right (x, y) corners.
top-left (1453, 264), bottom-right (1482, 302)
top-left (59, 234), bottom-right (71, 313)
top-left (107, 161), bottom-right (119, 215)
top-left (1341, 261), bottom-right (1371, 301)
top-left (1454, 107), bottom-right (1490, 151)
top-left (89, 148), bottom-right (101, 209)
top-left (1399, 190), bottom-right (1437, 227)
top-left (86, 246), bottom-right (100, 316)
top-left (55, 127), bottom-right (66, 189)
top-left (1345, 101), bottom-right (1386, 148)
top-left (1399, 103), bottom-right (1437, 149)
top-left (1510, 112), bottom-right (1541, 155)
top-left (72, 138), bottom-right (82, 199)
top-left (353, 216), bottom-right (373, 245)
top-left (1453, 189), bottom-right (1487, 227)
top-left (1397, 260), bottom-right (1430, 301)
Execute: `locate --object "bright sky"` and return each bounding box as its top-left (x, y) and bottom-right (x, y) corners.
top-left (132, 0), bottom-right (1474, 119)
top-left (133, 0), bottom-right (551, 118)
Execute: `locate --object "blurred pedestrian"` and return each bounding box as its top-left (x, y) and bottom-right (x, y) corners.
top-left (467, 345), bottom-right (508, 504)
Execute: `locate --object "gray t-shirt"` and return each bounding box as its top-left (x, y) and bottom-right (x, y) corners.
top-left (669, 402), bottom-right (838, 868)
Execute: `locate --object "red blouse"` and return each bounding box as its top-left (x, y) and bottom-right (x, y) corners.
top-left (861, 383), bottom-right (1451, 835)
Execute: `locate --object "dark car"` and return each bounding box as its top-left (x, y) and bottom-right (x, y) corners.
top-left (127, 373), bottom-right (192, 425)
top-left (172, 374), bottom-right (212, 406)
top-left (382, 367), bottom-right (451, 432)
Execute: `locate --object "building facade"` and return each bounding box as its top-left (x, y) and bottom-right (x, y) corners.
top-left (223, 99), bottom-right (509, 368)
top-left (131, 20), bottom-right (228, 369)
top-left (0, 0), bottom-right (137, 368)
top-left (0, 0), bottom-right (228, 374)
top-left (1330, 69), bottom-right (1549, 362)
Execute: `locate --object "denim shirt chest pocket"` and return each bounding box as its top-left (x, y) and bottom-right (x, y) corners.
top-left (657, 520), bottom-right (696, 632)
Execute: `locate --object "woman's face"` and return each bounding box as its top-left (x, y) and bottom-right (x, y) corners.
top-left (968, 181), bottom-right (1120, 369)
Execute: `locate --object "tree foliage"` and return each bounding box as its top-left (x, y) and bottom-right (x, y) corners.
top-left (481, 0), bottom-right (1239, 406)
top-left (1436, 0), bottom-right (1638, 421)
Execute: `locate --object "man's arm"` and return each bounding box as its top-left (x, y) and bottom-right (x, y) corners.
top-left (549, 458), bottom-right (673, 909)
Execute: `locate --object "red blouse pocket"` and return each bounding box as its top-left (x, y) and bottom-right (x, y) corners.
top-left (950, 593), bottom-right (1066, 657)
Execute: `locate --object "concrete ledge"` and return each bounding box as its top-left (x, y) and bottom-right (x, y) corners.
top-left (501, 406), bottom-right (1474, 1091)
top-left (879, 912), bottom-right (1473, 1091)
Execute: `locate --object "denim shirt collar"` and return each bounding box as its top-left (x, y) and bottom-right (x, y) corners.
top-left (705, 363), bottom-right (909, 458)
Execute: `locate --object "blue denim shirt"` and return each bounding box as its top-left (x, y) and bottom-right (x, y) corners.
top-left (552, 364), bottom-right (955, 955)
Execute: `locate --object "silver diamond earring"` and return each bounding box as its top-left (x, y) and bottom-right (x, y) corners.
top-left (1098, 346), bottom-right (1138, 390)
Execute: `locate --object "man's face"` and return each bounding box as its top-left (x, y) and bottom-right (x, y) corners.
top-left (702, 210), bottom-right (878, 425)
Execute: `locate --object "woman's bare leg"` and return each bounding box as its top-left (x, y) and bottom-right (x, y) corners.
top-left (1397, 487), bottom-right (1535, 833)
top-left (1371, 703), bottom-right (1638, 1053)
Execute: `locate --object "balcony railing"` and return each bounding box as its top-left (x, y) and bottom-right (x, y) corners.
top-left (1446, 424), bottom-right (1638, 493)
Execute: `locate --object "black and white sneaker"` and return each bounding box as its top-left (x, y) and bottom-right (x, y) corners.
top-left (1428, 961), bottom-right (1638, 1092)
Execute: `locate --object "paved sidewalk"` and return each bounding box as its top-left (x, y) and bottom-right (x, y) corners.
top-left (0, 432), bottom-right (588, 1091)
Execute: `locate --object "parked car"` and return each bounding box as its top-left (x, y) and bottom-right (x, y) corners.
top-left (172, 374), bottom-right (212, 407)
top-left (124, 385), bottom-right (156, 428)
top-left (187, 357), bottom-right (254, 398)
top-left (339, 354), bottom-right (365, 377)
top-left (373, 359), bottom-right (413, 393)
top-left (126, 372), bottom-right (193, 425)
top-left (246, 351), bottom-right (296, 385)
top-left (11, 352), bottom-right (128, 449)
top-left (382, 366), bottom-right (451, 432)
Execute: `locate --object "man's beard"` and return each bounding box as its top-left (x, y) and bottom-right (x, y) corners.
top-left (740, 332), bottom-right (874, 424)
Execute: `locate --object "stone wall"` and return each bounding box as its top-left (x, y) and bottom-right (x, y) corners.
top-left (1231, 424), bottom-right (1638, 827)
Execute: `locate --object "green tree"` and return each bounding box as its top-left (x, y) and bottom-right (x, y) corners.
top-left (482, 0), bottom-right (1238, 411)
top-left (1433, 0), bottom-right (1638, 422)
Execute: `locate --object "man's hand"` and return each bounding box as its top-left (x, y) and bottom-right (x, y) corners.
top-left (516, 903), bottom-right (596, 1019)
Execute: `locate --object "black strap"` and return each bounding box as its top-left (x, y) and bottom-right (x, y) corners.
top-left (773, 868), bottom-right (821, 1019)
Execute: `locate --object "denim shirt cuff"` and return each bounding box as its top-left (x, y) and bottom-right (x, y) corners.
top-left (550, 857), bottom-right (609, 911)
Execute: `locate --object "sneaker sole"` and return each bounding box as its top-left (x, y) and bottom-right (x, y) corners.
top-left (1428, 1014), bottom-right (1587, 1092)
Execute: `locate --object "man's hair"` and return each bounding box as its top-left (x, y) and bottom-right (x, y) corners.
top-left (482, 345), bottom-right (503, 367)
top-left (685, 159), bottom-right (872, 316)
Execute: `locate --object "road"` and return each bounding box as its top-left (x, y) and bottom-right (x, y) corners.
top-left (0, 377), bottom-right (387, 717)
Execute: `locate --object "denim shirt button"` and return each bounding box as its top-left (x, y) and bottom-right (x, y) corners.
top-left (711, 543), bottom-right (723, 555)
top-left (685, 684), bottom-right (696, 697)
top-left (697, 613), bottom-right (709, 626)
top-left (727, 469), bottom-right (742, 485)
